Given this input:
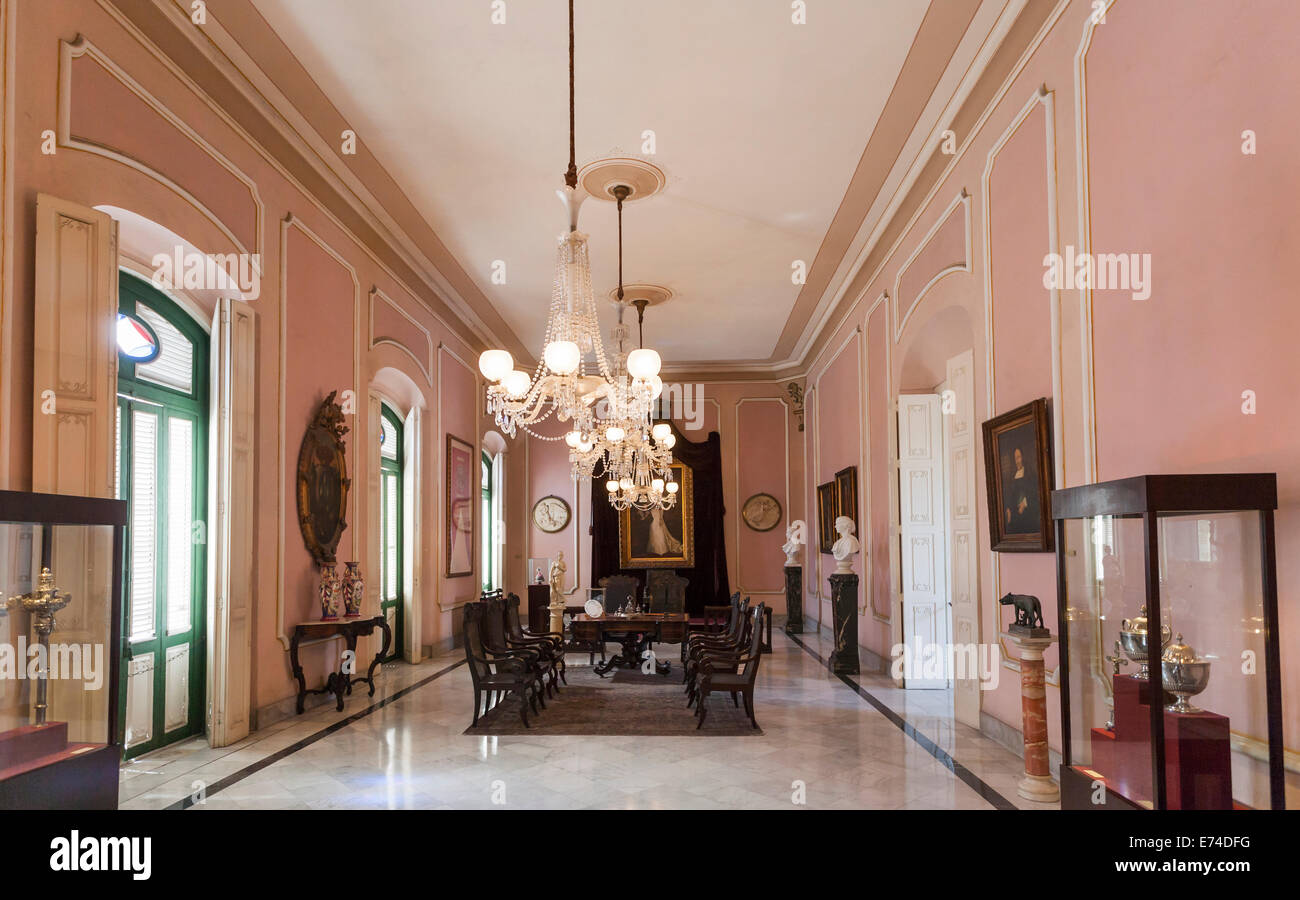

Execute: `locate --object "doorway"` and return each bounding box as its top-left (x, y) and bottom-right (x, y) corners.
top-left (115, 272), bottom-right (208, 757)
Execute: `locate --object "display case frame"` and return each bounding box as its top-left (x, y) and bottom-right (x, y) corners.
top-left (0, 489), bottom-right (127, 809)
top-left (1051, 473), bottom-right (1284, 810)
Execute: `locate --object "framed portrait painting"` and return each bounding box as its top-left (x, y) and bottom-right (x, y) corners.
top-left (834, 466), bottom-right (858, 533)
top-left (445, 433), bottom-right (475, 576)
top-left (816, 481), bottom-right (837, 554)
top-left (619, 462), bottom-right (695, 569)
top-left (981, 398), bottom-right (1054, 552)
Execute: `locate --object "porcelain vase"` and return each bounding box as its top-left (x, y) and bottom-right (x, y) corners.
top-left (342, 562), bottom-right (364, 617)
top-left (318, 564), bottom-right (341, 620)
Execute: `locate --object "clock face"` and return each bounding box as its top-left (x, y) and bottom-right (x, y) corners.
top-left (532, 495), bottom-right (571, 533)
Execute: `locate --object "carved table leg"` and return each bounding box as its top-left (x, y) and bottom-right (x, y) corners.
top-left (290, 627), bottom-right (308, 714)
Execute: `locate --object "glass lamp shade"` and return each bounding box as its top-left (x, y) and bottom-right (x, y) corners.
top-left (478, 349), bottom-right (514, 382)
top-left (626, 348), bottom-right (662, 379)
top-left (649, 375), bottom-right (664, 399)
top-left (651, 478), bottom-right (665, 493)
top-left (662, 434), bottom-right (676, 449)
top-left (577, 440), bottom-right (594, 453)
top-left (503, 370), bottom-right (532, 398)
top-left (651, 423), bottom-right (671, 442)
top-left (544, 340), bottom-right (581, 375)
top-left (564, 430), bottom-right (582, 448)
top-left (620, 478), bottom-right (634, 491)
top-left (604, 426), bottom-right (626, 443)
top-left (666, 481), bottom-right (679, 494)
top-left (606, 480), bottom-right (619, 493)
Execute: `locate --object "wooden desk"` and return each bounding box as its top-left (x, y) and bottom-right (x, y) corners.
top-left (290, 616), bottom-right (391, 714)
top-left (571, 613), bottom-right (688, 677)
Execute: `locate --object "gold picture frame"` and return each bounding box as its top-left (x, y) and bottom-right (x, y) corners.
top-left (816, 481), bottom-right (837, 554)
top-left (618, 462), bottom-right (695, 569)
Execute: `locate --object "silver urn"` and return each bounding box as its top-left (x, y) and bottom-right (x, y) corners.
top-left (1161, 634), bottom-right (1212, 714)
top-left (1119, 604), bottom-right (1172, 680)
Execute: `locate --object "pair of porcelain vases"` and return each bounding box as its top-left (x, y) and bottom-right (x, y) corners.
top-left (318, 562), bottom-right (363, 620)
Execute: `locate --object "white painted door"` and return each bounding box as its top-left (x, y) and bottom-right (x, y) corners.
top-left (945, 351), bottom-right (981, 725)
top-left (898, 394), bottom-right (949, 689)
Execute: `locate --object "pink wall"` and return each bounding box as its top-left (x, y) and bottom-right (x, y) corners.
top-left (2, 0), bottom-right (486, 721)
top-left (524, 382), bottom-right (803, 612)
top-left (798, 0), bottom-right (1300, 777)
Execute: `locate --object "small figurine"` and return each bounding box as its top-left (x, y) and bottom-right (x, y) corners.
top-left (831, 516), bottom-right (860, 573)
top-left (1000, 592), bottom-right (1044, 632)
top-left (548, 551), bottom-right (566, 599)
top-left (534, 566), bottom-right (544, 585)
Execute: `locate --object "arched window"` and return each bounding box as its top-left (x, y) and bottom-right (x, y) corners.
top-left (378, 405), bottom-right (404, 661)
top-left (115, 272), bottom-right (207, 758)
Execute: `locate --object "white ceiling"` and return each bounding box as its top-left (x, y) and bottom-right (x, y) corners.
top-left (251, 0), bottom-right (934, 364)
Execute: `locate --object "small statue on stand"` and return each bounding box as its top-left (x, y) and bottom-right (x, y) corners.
top-left (547, 552), bottom-right (567, 637)
top-left (1001, 592), bottom-right (1048, 637)
top-left (831, 516), bottom-right (860, 573)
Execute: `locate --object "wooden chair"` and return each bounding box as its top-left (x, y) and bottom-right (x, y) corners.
top-left (481, 593), bottom-right (557, 702)
top-left (693, 603), bottom-right (767, 730)
top-left (647, 570), bottom-right (688, 614)
top-left (462, 602), bottom-right (538, 728)
top-left (683, 594), bottom-right (749, 686)
top-left (504, 592), bottom-right (567, 685)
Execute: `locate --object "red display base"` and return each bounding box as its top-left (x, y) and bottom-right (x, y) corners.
top-left (1077, 674), bottom-right (1233, 810)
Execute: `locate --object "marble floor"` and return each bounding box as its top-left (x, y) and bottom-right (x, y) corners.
top-left (119, 627), bottom-right (1059, 810)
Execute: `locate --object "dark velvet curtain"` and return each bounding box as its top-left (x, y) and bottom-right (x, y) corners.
top-left (590, 425), bottom-right (729, 616)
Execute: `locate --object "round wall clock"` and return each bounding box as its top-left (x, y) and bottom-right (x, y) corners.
top-left (741, 492), bottom-right (782, 532)
top-left (532, 495), bottom-right (571, 533)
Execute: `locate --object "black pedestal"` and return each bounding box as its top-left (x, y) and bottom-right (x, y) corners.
top-left (784, 565), bottom-right (803, 633)
top-left (828, 572), bottom-right (859, 674)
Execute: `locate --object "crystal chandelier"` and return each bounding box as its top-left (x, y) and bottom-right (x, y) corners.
top-left (478, 0), bottom-right (663, 444)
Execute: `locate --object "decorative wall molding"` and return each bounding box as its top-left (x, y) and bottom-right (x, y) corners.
top-left (892, 189), bottom-right (972, 342)
top-left (1073, 0), bottom-right (1114, 483)
top-left (862, 291), bottom-right (894, 624)
top-left (58, 36), bottom-right (264, 263)
top-left (980, 85), bottom-right (1061, 683)
top-left (0, 0), bottom-right (14, 489)
top-left (369, 285), bottom-right (434, 387)
top-left (734, 396), bottom-right (789, 596)
top-left (436, 341), bottom-right (482, 610)
top-left (276, 213), bottom-right (363, 650)
top-left (94, 0), bottom-right (494, 360)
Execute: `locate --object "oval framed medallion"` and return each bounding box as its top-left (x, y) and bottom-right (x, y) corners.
top-left (741, 492), bottom-right (782, 532)
top-left (532, 495), bottom-right (571, 533)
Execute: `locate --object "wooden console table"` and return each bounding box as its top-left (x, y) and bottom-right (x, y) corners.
top-left (290, 616), bottom-right (391, 714)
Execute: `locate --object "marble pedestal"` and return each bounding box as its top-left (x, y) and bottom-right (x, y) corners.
top-left (1002, 630), bottom-right (1060, 802)
top-left (828, 573), bottom-right (859, 674)
top-left (784, 566), bottom-right (803, 634)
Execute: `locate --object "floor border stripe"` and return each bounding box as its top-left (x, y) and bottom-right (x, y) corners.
top-left (164, 659), bottom-right (466, 810)
top-left (783, 630), bottom-right (1018, 810)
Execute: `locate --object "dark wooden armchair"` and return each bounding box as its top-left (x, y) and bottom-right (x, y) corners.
top-left (481, 593), bottom-right (557, 703)
top-left (504, 592), bottom-right (567, 685)
top-left (462, 601), bottom-right (538, 728)
top-left (683, 594), bottom-right (749, 686)
top-left (693, 603), bottom-right (767, 730)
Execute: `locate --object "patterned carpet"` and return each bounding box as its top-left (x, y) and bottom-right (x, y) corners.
top-left (462, 664), bottom-right (763, 736)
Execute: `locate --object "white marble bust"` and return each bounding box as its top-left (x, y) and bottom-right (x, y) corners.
top-left (831, 516), bottom-right (860, 573)
top-left (781, 523), bottom-right (803, 566)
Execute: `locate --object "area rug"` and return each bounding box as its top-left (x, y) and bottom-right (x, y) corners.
top-left (462, 665), bottom-right (763, 736)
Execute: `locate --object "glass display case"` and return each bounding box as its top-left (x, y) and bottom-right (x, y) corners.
top-left (0, 490), bottom-right (126, 809)
top-left (1052, 474), bottom-right (1284, 810)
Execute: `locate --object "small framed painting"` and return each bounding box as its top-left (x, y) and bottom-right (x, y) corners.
top-left (816, 481), bottom-right (837, 554)
top-left (981, 398), bottom-right (1054, 552)
top-left (445, 433), bottom-right (475, 576)
top-left (834, 466), bottom-right (858, 533)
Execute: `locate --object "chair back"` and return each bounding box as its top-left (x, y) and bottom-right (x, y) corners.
top-left (461, 603), bottom-right (491, 683)
top-left (702, 605), bottom-right (730, 633)
top-left (599, 574), bottom-right (640, 612)
top-left (480, 594), bottom-right (510, 652)
top-left (726, 595), bottom-right (752, 641)
top-left (647, 570), bottom-right (688, 614)
top-left (741, 603), bottom-right (767, 680)
top-left (503, 593), bottom-right (525, 639)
